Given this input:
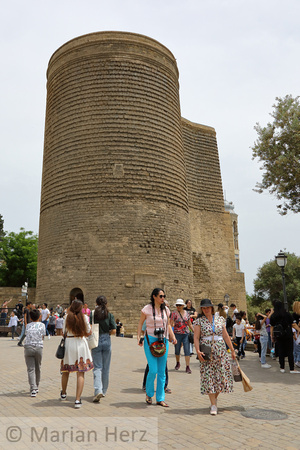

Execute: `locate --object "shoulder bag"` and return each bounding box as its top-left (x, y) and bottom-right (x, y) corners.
top-left (199, 316), bottom-right (215, 361)
top-left (145, 331), bottom-right (166, 357)
top-left (55, 332), bottom-right (66, 359)
top-left (87, 310), bottom-right (99, 350)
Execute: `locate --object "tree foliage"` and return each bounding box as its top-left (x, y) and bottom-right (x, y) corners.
top-left (252, 252), bottom-right (300, 310)
top-left (246, 294), bottom-right (272, 324)
top-left (0, 214), bottom-right (4, 241)
top-left (252, 95), bottom-right (300, 215)
top-left (0, 228), bottom-right (38, 287)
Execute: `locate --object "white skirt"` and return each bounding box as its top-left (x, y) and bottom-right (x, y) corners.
top-left (61, 336), bottom-right (93, 373)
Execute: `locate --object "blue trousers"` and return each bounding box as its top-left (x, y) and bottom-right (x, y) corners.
top-left (92, 334), bottom-right (112, 396)
top-left (260, 335), bottom-right (268, 365)
top-left (144, 335), bottom-right (168, 402)
top-left (42, 320), bottom-right (49, 336)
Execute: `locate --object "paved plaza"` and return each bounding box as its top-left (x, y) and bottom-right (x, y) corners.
top-left (0, 335), bottom-right (299, 449)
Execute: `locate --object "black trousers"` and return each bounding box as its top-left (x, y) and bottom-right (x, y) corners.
top-left (277, 336), bottom-right (294, 371)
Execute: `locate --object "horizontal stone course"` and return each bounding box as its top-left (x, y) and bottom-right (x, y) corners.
top-left (37, 32), bottom-right (246, 331)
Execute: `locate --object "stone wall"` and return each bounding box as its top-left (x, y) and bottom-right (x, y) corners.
top-left (36, 31), bottom-right (247, 332)
top-left (0, 287), bottom-right (36, 306)
top-left (37, 32), bottom-right (194, 331)
top-left (182, 119), bottom-right (246, 311)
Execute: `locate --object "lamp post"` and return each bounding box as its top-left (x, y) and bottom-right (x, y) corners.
top-left (224, 294), bottom-right (230, 306)
top-left (275, 250), bottom-right (288, 312)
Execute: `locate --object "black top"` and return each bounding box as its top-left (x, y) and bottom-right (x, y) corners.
top-left (292, 312), bottom-right (300, 324)
top-left (270, 311), bottom-right (293, 338)
top-left (91, 311), bottom-right (116, 334)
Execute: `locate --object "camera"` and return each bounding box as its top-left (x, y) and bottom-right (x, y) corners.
top-left (154, 328), bottom-right (165, 342)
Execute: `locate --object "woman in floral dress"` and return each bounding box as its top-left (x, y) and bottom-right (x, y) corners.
top-left (194, 298), bottom-right (236, 415)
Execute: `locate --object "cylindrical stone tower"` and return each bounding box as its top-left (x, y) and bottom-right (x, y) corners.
top-left (36, 32), bottom-right (194, 329)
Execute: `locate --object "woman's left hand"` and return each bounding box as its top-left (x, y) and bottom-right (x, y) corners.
top-left (171, 338), bottom-right (177, 345)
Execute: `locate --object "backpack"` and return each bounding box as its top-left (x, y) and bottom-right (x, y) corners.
top-left (273, 323), bottom-right (287, 339)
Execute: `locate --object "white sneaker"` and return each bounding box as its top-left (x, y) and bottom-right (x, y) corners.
top-left (290, 370), bottom-right (300, 374)
top-left (261, 364), bottom-right (271, 369)
top-left (74, 400), bottom-right (82, 409)
top-left (48, 335), bottom-right (51, 339)
top-left (280, 369), bottom-right (285, 373)
top-left (295, 362), bottom-right (300, 368)
top-left (210, 405), bottom-right (217, 415)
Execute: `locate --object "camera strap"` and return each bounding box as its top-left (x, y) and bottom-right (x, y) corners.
top-left (152, 306), bottom-right (165, 338)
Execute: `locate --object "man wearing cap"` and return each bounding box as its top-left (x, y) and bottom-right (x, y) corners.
top-left (170, 299), bottom-right (194, 374)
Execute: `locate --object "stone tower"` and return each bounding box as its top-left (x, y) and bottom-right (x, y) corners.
top-left (36, 32), bottom-right (194, 328)
top-left (36, 31), bottom-right (246, 330)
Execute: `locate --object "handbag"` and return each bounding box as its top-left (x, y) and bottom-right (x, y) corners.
top-left (55, 336), bottom-right (66, 359)
top-left (88, 311), bottom-right (99, 350)
top-left (188, 331), bottom-right (194, 344)
top-left (231, 359), bottom-right (242, 382)
top-left (200, 343), bottom-right (211, 360)
top-left (145, 331), bottom-right (166, 357)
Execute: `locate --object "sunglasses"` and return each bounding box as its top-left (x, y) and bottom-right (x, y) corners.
top-left (159, 295), bottom-right (166, 298)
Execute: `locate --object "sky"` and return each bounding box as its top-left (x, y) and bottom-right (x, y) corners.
top-left (1, 0), bottom-right (299, 295)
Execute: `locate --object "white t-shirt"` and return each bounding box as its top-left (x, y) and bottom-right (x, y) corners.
top-left (41, 308), bottom-right (50, 321)
top-left (233, 322), bottom-right (245, 337)
top-left (232, 308), bottom-right (239, 321)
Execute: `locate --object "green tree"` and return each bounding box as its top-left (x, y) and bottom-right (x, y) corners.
top-left (0, 214), bottom-right (4, 241)
top-left (252, 95), bottom-right (300, 215)
top-left (252, 252), bottom-right (300, 310)
top-left (246, 294), bottom-right (272, 323)
top-left (0, 228), bottom-right (38, 287)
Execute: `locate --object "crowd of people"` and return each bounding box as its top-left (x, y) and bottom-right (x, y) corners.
top-left (1, 293), bottom-right (300, 412)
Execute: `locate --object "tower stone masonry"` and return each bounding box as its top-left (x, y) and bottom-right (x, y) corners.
top-left (36, 31), bottom-right (246, 332)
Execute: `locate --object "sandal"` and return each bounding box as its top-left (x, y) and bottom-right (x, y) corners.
top-left (146, 395), bottom-right (152, 405)
top-left (165, 388), bottom-right (172, 394)
top-left (156, 401), bottom-right (169, 407)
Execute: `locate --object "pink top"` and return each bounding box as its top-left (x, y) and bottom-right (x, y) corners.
top-left (82, 308), bottom-right (91, 316)
top-left (141, 304), bottom-right (170, 338)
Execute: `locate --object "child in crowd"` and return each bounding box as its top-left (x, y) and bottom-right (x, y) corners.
top-left (24, 309), bottom-right (46, 397)
top-left (232, 314), bottom-right (245, 359)
top-left (8, 310), bottom-right (19, 340)
top-left (116, 319), bottom-right (124, 337)
top-left (48, 310), bottom-right (56, 336)
top-left (55, 313), bottom-right (64, 336)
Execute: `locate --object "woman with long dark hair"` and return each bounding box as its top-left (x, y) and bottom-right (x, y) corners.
top-left (60, 299), bottom-right (94, 408)
top-left (91, 295), bottom-right (116, 403)
top-left (270, 300), bottom-right (300, 373)
top-left (137, 288), bottom-right (176, 407)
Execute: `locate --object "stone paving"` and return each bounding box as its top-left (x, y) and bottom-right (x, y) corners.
top-left (0, 336), bottom-right (299, 449)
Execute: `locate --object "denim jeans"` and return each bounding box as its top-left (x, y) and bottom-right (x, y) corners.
top-left (144, 335), bottom-right (169, 402)
top-left (42, 320), bottom-right (49, 336)
top-left (236, 336), bottom-right (245, 356)
top-left (91, 333), bottom-right (112, 396)
top-left (260, 335), bottom-right (268, 364)
top-left (293, 341), bottom-right (300, 363)
top-left (174, 333), bottom-right (190, 356)
top-left (24, 346), bottom-right (43, 391)
top-left (18, 323), bottom-right (26, 345)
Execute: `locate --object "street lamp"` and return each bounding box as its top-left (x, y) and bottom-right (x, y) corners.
top-left (275, 250), bottom-right (288, 312)
top-left (224, 294), bottom-right (230, 306)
